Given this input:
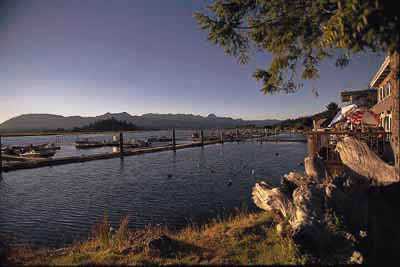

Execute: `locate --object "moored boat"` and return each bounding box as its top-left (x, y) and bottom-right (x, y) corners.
top-left (20, 147), bottom-right (56, 158)
top-left (75, 138), bottom-right (104, 149)
top-left (192, 132), bottom-right (199, 139)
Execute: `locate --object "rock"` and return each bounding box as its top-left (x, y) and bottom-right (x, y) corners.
top-left (344, 232), bottom-right (357, 243)
top-left (349, 251), bottom-right (363, 264)
top-left (148, 235), bottom-right (173, 253)
top-left (359, 230), bottom-right (367, 238)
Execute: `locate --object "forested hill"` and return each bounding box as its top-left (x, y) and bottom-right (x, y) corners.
top-left (72, 118), bottom-right (139, 132)
top-left (278, 102), bottom-right (339, 129)
top-left (0, 112), bottom-right (280, 131)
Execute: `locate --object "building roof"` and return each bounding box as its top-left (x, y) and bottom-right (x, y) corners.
top-left (370, 56), bottom-right (391, 88)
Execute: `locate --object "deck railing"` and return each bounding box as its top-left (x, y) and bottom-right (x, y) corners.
top-left (307, 131), bottom-right (391, 164)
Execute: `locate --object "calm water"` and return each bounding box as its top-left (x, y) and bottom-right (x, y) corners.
top-left (0, 133), bottom-right (306, 248)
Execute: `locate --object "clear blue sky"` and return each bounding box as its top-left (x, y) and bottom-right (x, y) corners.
top-left (0, 0), bottom-right (385, 123)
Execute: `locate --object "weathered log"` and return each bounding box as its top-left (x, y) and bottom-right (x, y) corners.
top-left (284, 172), bottom-right (311, 187)
top-left (304, 155), bottom-right (329, 183)
top-left (252, 153), bottom-right (365, 263)
top-left (252, 175), bottom-right (330, 250)
top-left (336, 136), bottom-right (400, 185)
top-left (252, 181), bottom-right (295, 219)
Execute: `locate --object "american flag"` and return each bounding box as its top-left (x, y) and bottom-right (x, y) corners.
top-left (346, 110), bottom-right (380, 125)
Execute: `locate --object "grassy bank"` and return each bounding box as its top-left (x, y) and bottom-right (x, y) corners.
top-left (5, 210), bottom-right (303, 265)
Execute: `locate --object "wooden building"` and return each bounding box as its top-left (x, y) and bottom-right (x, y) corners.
top-left (340, 89), bottom-right (377, 108)
top-left (370, 52), bottom-right (400, 167)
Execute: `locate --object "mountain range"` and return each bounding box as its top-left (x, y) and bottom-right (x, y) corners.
top-left (0, 112), bottom-right (280, 131)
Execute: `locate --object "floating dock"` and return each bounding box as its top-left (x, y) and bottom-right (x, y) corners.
top-left (1, 141), bottom-right (219, 172)
top-left (1, 132), bottom-right (306, 173)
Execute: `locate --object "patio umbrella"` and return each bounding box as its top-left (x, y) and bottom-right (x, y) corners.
top-left (345, 110), bottom-right (380, 126)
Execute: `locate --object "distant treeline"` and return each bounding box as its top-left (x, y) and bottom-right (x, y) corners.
top-left (277, 102), bottom-right (339, 130)
top-left (72, 118), bottom-right (139, 132)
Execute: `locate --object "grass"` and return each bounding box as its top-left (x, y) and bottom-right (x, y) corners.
top-left (5, 209), bottom-right (304, 265)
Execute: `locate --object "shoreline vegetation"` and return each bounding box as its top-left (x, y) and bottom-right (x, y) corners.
top-left (2, 209), bottom-right (303, 266)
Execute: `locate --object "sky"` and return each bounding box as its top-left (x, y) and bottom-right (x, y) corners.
top-left (0, 0), bottom-right (386, 124)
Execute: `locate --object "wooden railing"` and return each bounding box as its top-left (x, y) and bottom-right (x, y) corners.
top-left (307, 131), bottom-right (391, 164)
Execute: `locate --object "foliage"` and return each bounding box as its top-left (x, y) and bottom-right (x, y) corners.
top-left (73, 118), bottom-right (139, 132)
top-left (279, 101), bottom-right (339, 129)
top-left (195, 0), bottom-right (399, 94)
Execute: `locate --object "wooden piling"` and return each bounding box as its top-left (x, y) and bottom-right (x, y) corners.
top-left (275, 128), bottom-right (278, 143)
top-left (119, 132), bottom-right (124, 159)
top-left (220, 131), bottom-right (224, 144)
top-left (236, 128), bottom-right (239, 142)
top-left (0, 135), bottom-right (2, 175)
top-left (200, 129), bottom-right (204, 146)
top-left (172, 128), bottom-right (176, 152)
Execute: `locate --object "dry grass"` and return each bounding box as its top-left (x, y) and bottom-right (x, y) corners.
top-left (5, 209), bottom-right (304, 265)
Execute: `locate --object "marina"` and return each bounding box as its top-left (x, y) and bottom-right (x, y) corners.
top-left (0, 130), bottom-right (306, 173)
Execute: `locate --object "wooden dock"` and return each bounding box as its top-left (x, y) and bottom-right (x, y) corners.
top-left (0, 131), bottom-right (306, 173)
top-left (1, 141), bottom-right (219, 172)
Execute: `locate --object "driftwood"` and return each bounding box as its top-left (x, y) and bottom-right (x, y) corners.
top-left (336, 136), bottom-right (400, 185)
top-left (252, 137), bottom-right (400, 263)
top-left (252, 154), bottom-right (365, 263)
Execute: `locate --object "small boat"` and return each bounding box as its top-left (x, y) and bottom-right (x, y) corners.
top-left (158, 136), bottom-right (172, 142)
top-left (45, 143), bottom-right (61, 150)
top-left (130, 139), bottom-right (150, 148)
top-left (75, 138), bottom-right (104, 149)
top-left (20, 147), bottom-right (56, 158)
top-left (147, 136), bottom-right (159, 143)
top-left (192, 132), bottom-right (199, 139)
top-left (1, 145), bottom-right (7, 153)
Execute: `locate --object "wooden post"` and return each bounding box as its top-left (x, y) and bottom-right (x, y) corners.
top-left (119, 132), bottom-right (124, 159)
top-left (220, 131), bottom-right (224, 144)
top-left (236, 128), bottom-right (239, 141)
top-left (172, 128), bottom-right (176, 152)
top-left (275, 128), bottom-right (278, 143)
top-left (200, 129), bottom-right (204, 146)
top-left (0, 135), bottom-right (2, 175)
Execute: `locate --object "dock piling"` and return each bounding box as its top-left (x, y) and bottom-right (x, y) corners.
top-left (0, 135), bottom-right (2, 175)
top-left (200, 129), bottom-right (204, 147)
top-left (119, 132), bottom-right (124, 159)
top-left (172, 128), bottom-right (176, 152)
top-left (220, 131), bottom-right (224, 144)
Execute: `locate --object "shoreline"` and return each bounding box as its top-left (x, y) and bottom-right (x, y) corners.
top-left (2, 209), bottom-right (302, 265)
top-left (0, 129), bottom-right (161, 138)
